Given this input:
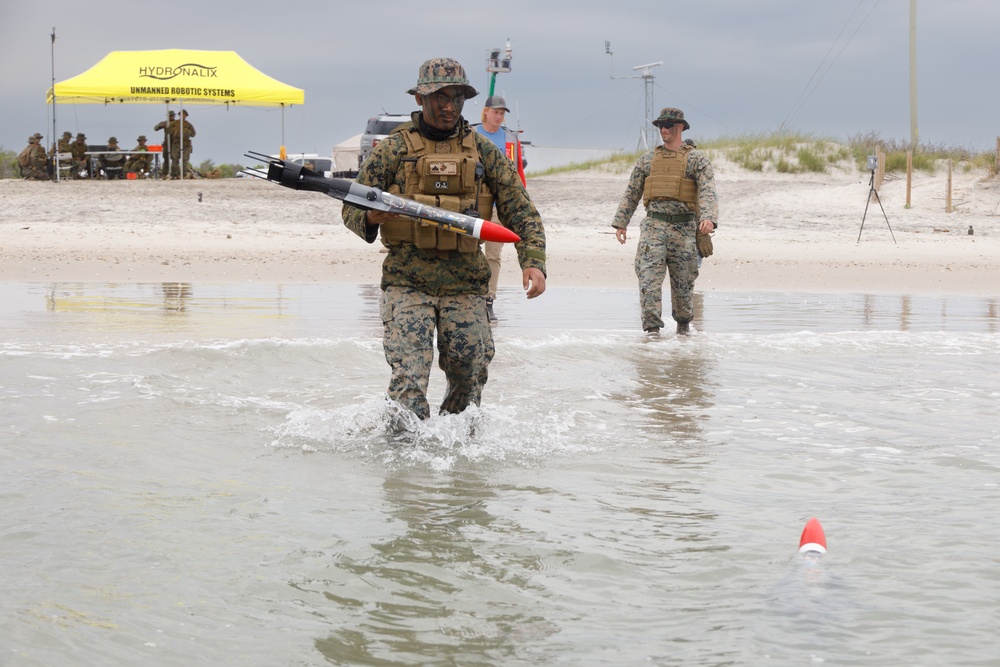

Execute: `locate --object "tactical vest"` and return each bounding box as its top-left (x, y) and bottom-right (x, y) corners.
top-left (642, 144), bottom-right (699, 213)
top-left (379, 127), bottom-right (493, 253)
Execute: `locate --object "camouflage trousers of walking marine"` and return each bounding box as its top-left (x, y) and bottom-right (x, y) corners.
top-left (634, 218), bottom-right (700, 330)
top-left (380, 286), bottom-right (495, 420)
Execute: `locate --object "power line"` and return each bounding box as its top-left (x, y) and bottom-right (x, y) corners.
top-left (779, 0), bottom-right (884, 132)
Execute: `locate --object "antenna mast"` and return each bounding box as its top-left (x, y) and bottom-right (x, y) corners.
top-left (606, 41), bottom-right (662, 150)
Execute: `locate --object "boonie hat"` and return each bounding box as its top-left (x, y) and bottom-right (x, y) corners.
top-left (168, 110), bottom-right (176, 117)
top-left (653, 107), bottom-right (690, 130)
top-left (62, 131), bottom-right (72, 138)
top-left (77, 133), bottom-right (87, 139)
top-left (484, 95), bottom-right (510, 112)
top-left (137, 135), bottom-right (147, 142)
top-left (406, 57), bottom-right (478, 98)
top-left (108, 136), bottom-right (118, 144)
top-left (28, 135), bottom-right (39, 143)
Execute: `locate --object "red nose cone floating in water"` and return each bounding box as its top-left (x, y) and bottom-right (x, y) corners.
top-left (798, 517), bottom-right (827, 554)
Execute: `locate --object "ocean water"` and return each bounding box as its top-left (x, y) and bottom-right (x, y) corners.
top-left (2, 281), bottom-right (998, 666)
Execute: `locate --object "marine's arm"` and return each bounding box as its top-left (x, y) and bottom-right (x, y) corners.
top-left (689, 150), bottom-right (718, 234)
top-left (611, 152), bottom-right (651, 243)
top-left (479, 136), bottom-right (546, 297)
top-left (341, 135), bottom-right (406, 243)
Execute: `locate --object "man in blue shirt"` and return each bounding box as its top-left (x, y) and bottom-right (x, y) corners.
top-left (473, 95), bottom-right (525, 322)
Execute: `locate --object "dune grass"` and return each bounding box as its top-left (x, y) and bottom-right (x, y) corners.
top-left (530, 132), bottom-right (998, 178)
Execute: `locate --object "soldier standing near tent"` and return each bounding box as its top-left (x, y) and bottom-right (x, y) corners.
top-left (168, 110), bottom-right (195, 179)
top-left (154, 110), bottom-right (175, 178)
top-left (18, 133), bottom-right (50, 180)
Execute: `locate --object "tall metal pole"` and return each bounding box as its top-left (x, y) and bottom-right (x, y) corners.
top-left (642, 70), bottom-right (655, 151)
top-left (51, 27), bottom-right (60, 181)
top-left (909, 0), bottom-right (918, 149)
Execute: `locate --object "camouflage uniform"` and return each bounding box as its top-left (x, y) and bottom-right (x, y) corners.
top-left (69, 133), bottom-right (89, 178)
top-left (612, 108), bottom-right (718, 331)
top-left (342, 58), bottom-right (546, 420)
top-left (49, 131), bottom-right (72, 157)
top-left (17, 134), bottom-right (49, 180)
top-left (98, 137), bottom-right (126, 179)
top-left (154, 111), bottom-right (175, 176)
top-left (168, 111), bottom-right (195, 178)
top-left (125, 135), bottom-right (152, 176)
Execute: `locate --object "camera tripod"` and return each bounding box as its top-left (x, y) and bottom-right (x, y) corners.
top-left (857, 169), bottom-right (896, 244)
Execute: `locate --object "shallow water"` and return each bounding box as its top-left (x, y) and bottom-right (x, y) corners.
top-left (2, 282), bottom-right (998, 665)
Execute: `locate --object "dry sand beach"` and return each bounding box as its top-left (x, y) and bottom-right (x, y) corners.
top-left (1, 157), bottom-right (997, 296)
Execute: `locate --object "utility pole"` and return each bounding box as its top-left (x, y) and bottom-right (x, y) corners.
top-left (909, 0), bottom-right (918, 149)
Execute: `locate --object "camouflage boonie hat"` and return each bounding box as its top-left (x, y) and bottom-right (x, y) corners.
top-left (77, 133), bottom-right (86, 140)
top-left (137, 135), bottom-right (147, 142)
top-left (108, 136), bottom-right (118, 144)
top-left (168, 110), bottom-right (176, 117)
top-left (62, 131), bottom-right (72, 138)
top-left (653, 107), bottom-right (690, 130)
top-left (406, 57), bottom-right (478, 98)
top-left (28, 134), bottom-right (40, 143)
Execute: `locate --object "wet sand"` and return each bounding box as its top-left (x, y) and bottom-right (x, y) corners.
top-left (2, 159), bottom-right (997, 296)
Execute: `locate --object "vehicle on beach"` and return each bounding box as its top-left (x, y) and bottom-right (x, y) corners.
top-left (359, 113), bottom-right (410, 167)
top-left (281, 153), bottom-right (333, 178)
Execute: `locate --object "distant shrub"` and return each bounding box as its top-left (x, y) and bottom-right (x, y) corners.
top-left (0, 147), bottom-right (20, 179)
top-left (196, 159), bottom-right (247, 178)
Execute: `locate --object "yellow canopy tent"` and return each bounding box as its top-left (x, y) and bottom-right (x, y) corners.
top-left (47, 49), bottom-right (304, 175)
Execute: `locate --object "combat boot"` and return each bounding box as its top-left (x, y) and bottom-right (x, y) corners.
top-left (676, 321), bottom-right (690, 335)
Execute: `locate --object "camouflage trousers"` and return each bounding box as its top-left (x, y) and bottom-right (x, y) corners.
top-left (169, 146), bottom-right (192, 177)
top-left (19, 165), bottom-right (50, 181)
top-left (634, 218), bottom-right (699, 330)
top-left (483, 241), bottom-right (503, 299)
top-left (380, 286), bottom-right (495, 420)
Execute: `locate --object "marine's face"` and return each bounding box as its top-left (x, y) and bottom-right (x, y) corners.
top-left (417, 85), bottom-right (465, 131)
top-left (659, 122), bottom-right (681, 144)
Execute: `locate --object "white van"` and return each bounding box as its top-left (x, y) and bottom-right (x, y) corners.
top-left (280, 153), bottom-right (334, 178)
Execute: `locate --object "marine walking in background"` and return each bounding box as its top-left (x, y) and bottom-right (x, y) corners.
top-left (342, 57), bottom-right (546, 422)
top-left (611, 107), bottom-right (718, 335)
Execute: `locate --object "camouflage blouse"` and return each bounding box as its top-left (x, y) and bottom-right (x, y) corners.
top-left (611, 145), bottom-right (719, 230)
top-left (343, 113), bottom-right (546, 296)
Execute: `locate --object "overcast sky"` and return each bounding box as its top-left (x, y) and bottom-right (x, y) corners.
top-left (3, 0), bottom-right (998, 167)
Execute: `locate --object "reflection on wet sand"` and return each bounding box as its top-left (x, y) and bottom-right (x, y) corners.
top-left (159, 282), bottom-right (192, 313)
